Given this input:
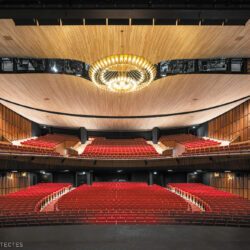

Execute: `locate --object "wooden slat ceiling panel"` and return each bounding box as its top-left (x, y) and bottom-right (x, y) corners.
top-left (0, 20), bottom-right (249, 64)
top-left (0, 99), bottom-right (246, 130)
top-left (0, 73), bottom-right (248, 130)
top-left (0, 19), bottom-right (249, 130)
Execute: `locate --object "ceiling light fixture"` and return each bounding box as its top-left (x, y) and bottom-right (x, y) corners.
top-left (89, 55), bottom-right (156, 93)
top-left (51, 65), bottom-right (58, 73)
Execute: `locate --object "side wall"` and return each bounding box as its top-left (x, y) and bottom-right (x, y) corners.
top-left (209, 172), bottom-right (250, 200)
top-left (0, 172), bottom-right (30, 196)
top-left (0, 103), bottom-right (32, 141)
top-left (208, 100), bottom-right (250, 141)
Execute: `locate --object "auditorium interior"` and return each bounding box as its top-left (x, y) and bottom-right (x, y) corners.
top-left (0, 1), bottom-right (249, 250)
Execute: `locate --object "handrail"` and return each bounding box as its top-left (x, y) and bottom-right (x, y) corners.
top-left (168, 185), bottom-right (211, 212)
top-left (35, 184), bottom-right (72, 212)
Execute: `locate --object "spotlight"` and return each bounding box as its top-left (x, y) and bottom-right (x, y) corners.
top-left (193, 171), bottom-right (197, 175)
top-left (40, 171), bottom-right (46, 175)
top-left (82, 171), bottom-right (86, 175)
top-left (192, 126), bottom-right (196, 129)
top-left (51, 65), bottom-right (58, 72)
top-left (168, 169), bottom-right (173, 172)
top-left (11, 170), bottom-right (18, 173)
top-left (117, 170), bottom-right (123, 173)
top-left (22, 172), bottom-right (27, 177)
top-left (64, 170), bottom-right (69, 172)
top-left (153, 171), bottom-right (157, 175)
top-left (224, 170), bottom-right (231, 173)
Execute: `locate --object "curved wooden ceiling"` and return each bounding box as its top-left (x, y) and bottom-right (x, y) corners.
top-left (0, 73), bottom-right (249, 130)
top-left (0, 19), bottom-right (249, 130)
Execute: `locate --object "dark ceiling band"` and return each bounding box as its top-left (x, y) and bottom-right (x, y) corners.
top-left (0, 57), bottom-right (249, 82)
top-left (0, 95), bottom-right (249, 119)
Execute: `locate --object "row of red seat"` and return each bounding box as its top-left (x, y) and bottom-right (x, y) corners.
top-left (57, 182), bottom-right (190, 211)
top-left (1, 210), bottom-right (249, 227)
top-left (182, 142), bottom-right (250, 156)
top-left (0, 183), bottom-right (72, 214)
top-left (0, 143), bottom-right (61, 156)
top-left (21, 134), bottom-right (79, 149)
top-left (160, 134), bottom-right (220, 148)
top-left (0, 182), bottom-right (249, 227)
top-left (167, 183), bottom-right (250, 215)
top-left (80, 138), bottom-right (163, 159)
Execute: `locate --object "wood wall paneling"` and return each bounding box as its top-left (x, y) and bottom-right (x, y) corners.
top-left (208, 100), bottom-right (250, 142)
top-left (0, 172), bottom-right (30, 196)
top-left (210, 172), bottom-right (250, 200)
top-left (0, 103), bottom-right (31, 141)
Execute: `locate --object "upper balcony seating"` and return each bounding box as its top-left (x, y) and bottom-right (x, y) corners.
top-left (0, 183), bottom-right (72, 214)
top-left (159, 134), bottom-right (221, 149)
top-left (167, 183), bottom-right (250, 215)
top-left (79, 138), bottom-right (163, 159)
top-left (57, 182), bottom-right (190, 212)
top-left (21, 134), bottom-right (79, 149)
top-left (0, 142), bottom-right (61, 156)
top-left (182, 141), bottom-right (250, 156)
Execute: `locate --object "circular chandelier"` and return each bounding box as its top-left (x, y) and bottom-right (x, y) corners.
top-left (89, 55), bottom-right (156, 93)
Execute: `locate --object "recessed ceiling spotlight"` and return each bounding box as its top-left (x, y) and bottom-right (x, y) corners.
top-left (193, 171), bottom-right (197, 175)
top-left (225, 170), bottom-right (231, 173)
top-left (153, 171), bottom-right (157, 175)
top-left (192, 126), bottom-right (196, 129)
top-left (117, 170), bottom-right (123, 173)
top-left (40, 171), bottom-right (46, 175)
top-left (82, 171), bottom-right (86, 175)
top-left (168, 169), bottom-right (173, 172)
top-left (11, 170), bottom-right (18, 173)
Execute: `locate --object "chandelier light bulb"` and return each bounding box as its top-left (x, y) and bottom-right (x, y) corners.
top-left (89, 54), bottom-right (156, 93)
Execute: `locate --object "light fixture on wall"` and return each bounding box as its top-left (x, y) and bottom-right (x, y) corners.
top-left (214, 172), bottom-right (220, 177)
top-left (89, 55), bottom-right (156, 93)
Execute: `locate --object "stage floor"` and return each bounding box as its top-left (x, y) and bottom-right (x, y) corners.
top-left (0, 225), bottom-right (249, 250)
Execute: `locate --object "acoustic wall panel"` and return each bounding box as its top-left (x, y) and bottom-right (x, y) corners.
top-left (208, 100), bottom-right (249, 141)
top-left (0, 103), bottom-right (31, 141)
top-left (210, 172), bottom-right (250, 200)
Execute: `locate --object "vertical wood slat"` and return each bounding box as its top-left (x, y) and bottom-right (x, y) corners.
top-left (0, 172), bottom-right (30, 196)
top-left (208, 100), bottom-right (249, 142)
top-left (0, 103), bottom-right (32, 141)
top-left (210, 172), bottom-right (249, 200)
